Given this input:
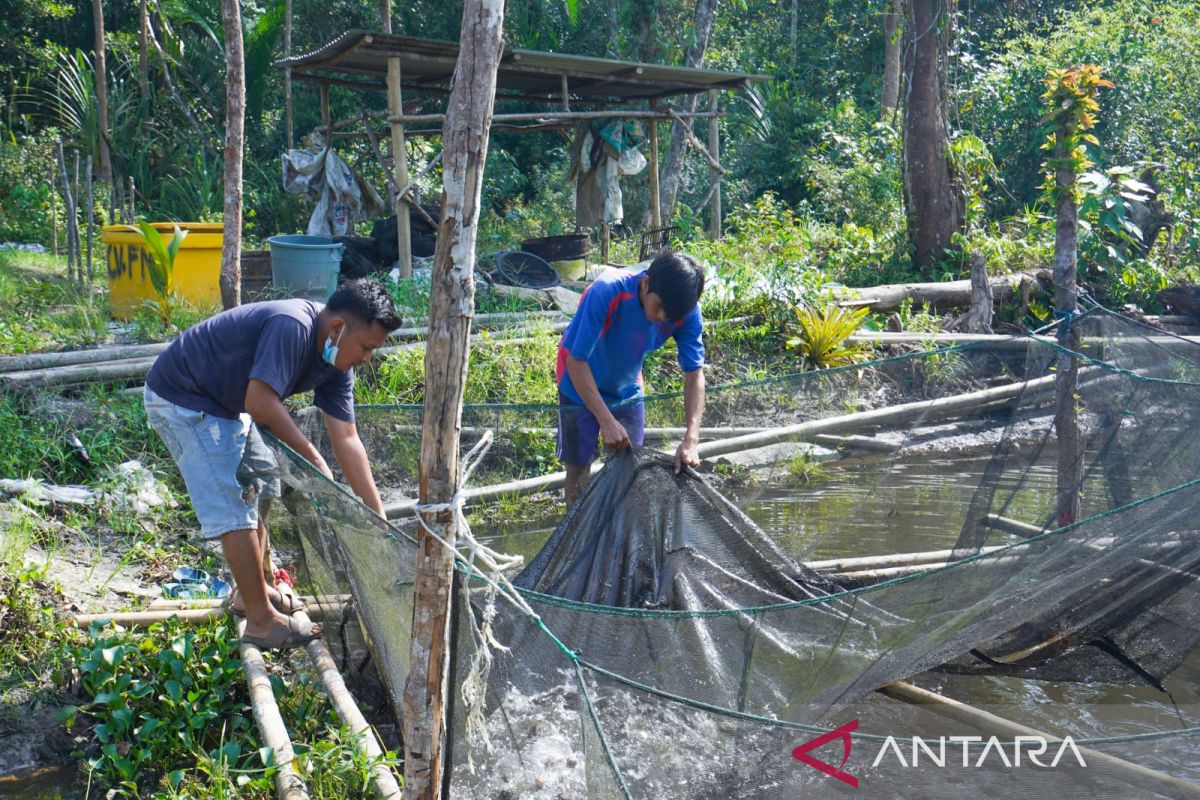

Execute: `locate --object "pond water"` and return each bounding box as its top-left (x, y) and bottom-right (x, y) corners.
top-left (472, 448), bottom-right (1200, 786)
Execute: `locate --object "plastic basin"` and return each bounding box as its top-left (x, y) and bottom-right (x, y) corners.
top-left (267, 235), bottom-right (344, 302)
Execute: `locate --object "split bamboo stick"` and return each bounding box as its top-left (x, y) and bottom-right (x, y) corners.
top-left (72, 603), bottom-right (347, 628)
top-left (879, 681), bottom-right (1200, 799)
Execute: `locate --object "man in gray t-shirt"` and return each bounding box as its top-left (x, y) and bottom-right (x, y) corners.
top-left (144, 279), bottom-right (401, 649)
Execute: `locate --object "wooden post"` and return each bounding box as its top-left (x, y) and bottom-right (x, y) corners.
top-left (50, 164), bottom-right (58, 257)
top-left (127, 176), bottom-right (136, 222)
top-left (601, 222), bottom-right (611, 264)
top-left (402, 1), bottom-right (506, 797)
top-left (560, 74), bottom-right (570, 112)
top-left (72, 150), bottom-right (81, 285)
top-left (707, 89), bottom-right (721, 240)
top-left (648, 99), bottom-right (661, 228)
top-left (284, 0), bottom-right (293, 150)
top-left (55, 142), bottom-right (77, 282)
top-left (1052, 116), bottom-right (1082, 526)
top-left (91, 0), bottom-right (113, 181)
top-left (388, 68), bottom-right (413, 277)
top-left (320, 83), bottom-right (331, 140)
top-left (85, 155), bottom-right (94, 287)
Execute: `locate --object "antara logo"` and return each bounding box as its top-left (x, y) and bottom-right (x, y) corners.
top-left (792, 721), bottom-right (1088, 788)
top-left (792, 720), bottom-right (860, 788)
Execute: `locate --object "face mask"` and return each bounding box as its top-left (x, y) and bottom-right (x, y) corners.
top-left (322, 326), bottom-right (346, 367)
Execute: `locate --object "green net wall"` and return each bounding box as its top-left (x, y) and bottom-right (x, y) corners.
top-left (267, 307), bottom-right (1200, 799)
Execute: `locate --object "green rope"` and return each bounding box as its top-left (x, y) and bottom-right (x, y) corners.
top-left (573, 660), bottom-right (635, 800)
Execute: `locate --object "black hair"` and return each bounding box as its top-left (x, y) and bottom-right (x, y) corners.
top-left (326, 278), bottom-right (403, 332)
top-left (646, 251), bottom-right (705, 321)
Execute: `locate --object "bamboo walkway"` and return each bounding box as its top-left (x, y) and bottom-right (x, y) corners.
top-left (74, 595), bottom-right (402, 800)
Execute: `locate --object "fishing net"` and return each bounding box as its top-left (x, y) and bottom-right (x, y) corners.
top-left (266, 306), bottom-right (1200, 798)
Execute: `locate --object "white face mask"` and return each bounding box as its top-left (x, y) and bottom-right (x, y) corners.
top-left (322, 325), bottom-right (346, 366)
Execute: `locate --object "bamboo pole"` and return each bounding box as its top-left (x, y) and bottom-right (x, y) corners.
top-left (50, 163), bottom-right (58, 257)
top-left (879, 681), bottom-right (1200, 799)
top-left (694, 370), bottom-right (1070, 461)
top-left (72, 603), bottom-right (347, 628)
top-left (403, 3), bottom-right (506, 795)
top-left (148, 594), bottom-right (351, 610)
top-left (306, 635), bottom-right (403, 799)
top-left (0, 356), bottom-right (160, 390)
top-left (805, 545), bottom-right (1010, 573)
top-left (284, 0), bottom-right (294, 150)
top-left (238, 620), bottom-right (311, 800)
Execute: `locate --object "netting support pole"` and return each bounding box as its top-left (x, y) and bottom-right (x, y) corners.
top-left (402, 3), bottom-right (506, 799)
top-left (1052, 112), bottom-right (1083, 526)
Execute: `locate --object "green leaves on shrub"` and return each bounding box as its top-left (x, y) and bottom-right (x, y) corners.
top-left (785, 304), bottom-right (870, 370)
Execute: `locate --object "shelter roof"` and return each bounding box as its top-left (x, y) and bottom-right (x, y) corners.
top-left (276, 32), bottom-right (770, 103)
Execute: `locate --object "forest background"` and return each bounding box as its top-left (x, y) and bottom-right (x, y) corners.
top-left (0, 0), bottom-right (1198, 313)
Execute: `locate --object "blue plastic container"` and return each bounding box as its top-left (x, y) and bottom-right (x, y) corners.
top-left (267, 234), bottom-right (344, 302)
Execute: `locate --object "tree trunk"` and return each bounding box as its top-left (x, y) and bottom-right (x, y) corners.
top-left (401, 1), bottom-right (506, 798)
top-left (91, 0), bottom-right (113, 181)
top-left (902, 0), bottom-right (961, 271)
top-left (882, 0), bottom-right (902, 112)
top-left (958, 251), bottom-right (993, 332)
top-left (1053, 128), bottom-right (1082, 526)
top-left (658, 0), bottom-right (720, 222)
top-left (138, 0), bottom-right (150, 101)
top-left (608, 0), bottom-right (619, 56)
top-left (220, 0), bottom-right (245, 309)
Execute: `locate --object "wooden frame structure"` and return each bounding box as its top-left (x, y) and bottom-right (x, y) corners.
top-left (275, 31), bottom-right (770, 272)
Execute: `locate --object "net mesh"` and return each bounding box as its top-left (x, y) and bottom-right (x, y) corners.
top-left (265, 307), bottom-right (1200, 798)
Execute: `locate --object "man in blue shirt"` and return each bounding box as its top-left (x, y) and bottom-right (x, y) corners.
top-left (556, 251), bottom-right (706, 504)
top-left (144, 279), bottom-right (401, 649)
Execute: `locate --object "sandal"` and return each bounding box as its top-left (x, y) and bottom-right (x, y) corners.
top-left (225, 586), bottom-right (308, 617)
top-left (240, 615), bottom-right (323, 651)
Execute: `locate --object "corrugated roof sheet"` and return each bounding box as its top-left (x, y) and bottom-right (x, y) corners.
top-left (276, 32), bottom-right (770, 102)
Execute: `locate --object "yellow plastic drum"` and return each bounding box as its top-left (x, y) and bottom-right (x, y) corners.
top-left (549, 258), bottom-right (587, 281)
top-left (102, 222), bottom-right (224, 319)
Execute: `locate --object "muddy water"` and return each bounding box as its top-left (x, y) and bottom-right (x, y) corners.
top-left (475, 450), bottom-right (1200, 784)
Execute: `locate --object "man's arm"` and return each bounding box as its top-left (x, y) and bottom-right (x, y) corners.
top-left (324, 413), bottom-right (385, 517)
top-left (674, 368), bottom-right (705, 473)
top-left (566, 355), bottom-right (630, 450)
top-left (245, 378), bottom-right (333, 478)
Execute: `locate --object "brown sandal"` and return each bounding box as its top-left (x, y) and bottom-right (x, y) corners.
top-left (225, 586), bottom-right (308, 617)
top-left (240, 615), bottom-right (323, 651)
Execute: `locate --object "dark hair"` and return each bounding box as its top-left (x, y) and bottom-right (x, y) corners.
top-left (646, 251), bottom-right (705, 321)
top-left (326, 278), bottom-right (403, 332)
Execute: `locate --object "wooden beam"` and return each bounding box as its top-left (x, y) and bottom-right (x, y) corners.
top-left (387, 56), bottom-right (412, 277)
top-left (387, 109), bottom-right (724, 125)
top-left (707, 89), bottom-right (721, 239)
top-left (402, 1), bottom-right (506, 796)
top-left (319, 83), bottom-right (331, 139)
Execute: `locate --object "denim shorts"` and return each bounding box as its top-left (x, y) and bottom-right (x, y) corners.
top-left (556, 393), bottom-right (645, 466)
top-left (144, 386), bottom-right (281, 539)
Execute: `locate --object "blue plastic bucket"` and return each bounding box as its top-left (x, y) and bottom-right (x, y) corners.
top-left (267, 234), bottom-right (344, 302)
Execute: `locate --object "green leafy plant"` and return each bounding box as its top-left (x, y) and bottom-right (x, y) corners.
top-left (130, 223), bottom-right (188, 327)
top-left (785, 304), bottom-right (870, 370)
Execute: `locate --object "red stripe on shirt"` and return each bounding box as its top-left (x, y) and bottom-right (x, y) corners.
top-left (601, 291), bottom-right (637, 336)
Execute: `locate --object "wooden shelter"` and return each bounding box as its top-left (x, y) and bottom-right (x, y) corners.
top-left (275, 32), bottom-right (770, 273)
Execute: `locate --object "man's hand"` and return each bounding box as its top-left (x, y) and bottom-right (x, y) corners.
top-left (600, 417), bottom-right (632, 451)
top-left (674, 436), bottom-right (700, 474)
top-left (312, 451), bottom-right (334, 480)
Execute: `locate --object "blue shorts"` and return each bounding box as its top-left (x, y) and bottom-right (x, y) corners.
top-left (144, 386), bottom-right (281, 539)
top-left (556, 392), bottom-right (645, 466)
